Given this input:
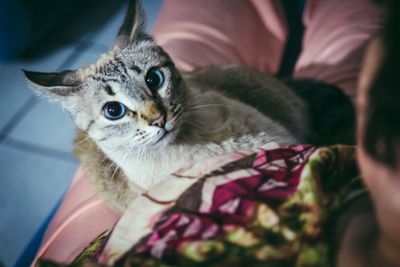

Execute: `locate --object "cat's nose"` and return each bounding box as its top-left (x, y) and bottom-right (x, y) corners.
top-left (149, 113), bottom-right (166, 128)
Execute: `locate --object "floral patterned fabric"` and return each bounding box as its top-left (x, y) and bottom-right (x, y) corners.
top-left (38, 145), bottom-right (365, 267)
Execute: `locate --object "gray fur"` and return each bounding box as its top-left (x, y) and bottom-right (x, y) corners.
top-left (25, 0), bottom-right (311, 212)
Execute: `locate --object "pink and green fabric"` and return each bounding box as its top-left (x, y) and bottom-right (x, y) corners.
top-left (38, 145), bottom-right (365, 267)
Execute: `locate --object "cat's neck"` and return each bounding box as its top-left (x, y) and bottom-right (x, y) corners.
top-left (103, 142), bottom-right (213, 189)
top-left (102, 132), bottom-right (280, 190)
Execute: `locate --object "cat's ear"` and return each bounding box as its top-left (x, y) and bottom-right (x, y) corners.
top-left (114, 0), bottom-right (144, 49)
top-left (23, 69), bottom-right (81, 97)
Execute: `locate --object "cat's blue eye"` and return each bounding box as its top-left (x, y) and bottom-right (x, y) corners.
top-left (145, 67), bottom-right (164, 91)
top-left (103, 102), bottom-right (126, 120)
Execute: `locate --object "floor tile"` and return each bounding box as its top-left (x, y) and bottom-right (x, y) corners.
top-left (0, 64), bottom-right (34, 133)
top-left (0, 46), bottom-right (80, 267)
top-left (6, 98), bottom-right (77, 156)
top-left (20, 43), bottom-right (77, 72)
top-left (0, 44), bottom-right (78, 134)
top-left (67, 44), bottom-right (105, 70)
top-left (0, 144), bottom-right (77, 267)
top-left (5, 42), bottom-right (111, 154)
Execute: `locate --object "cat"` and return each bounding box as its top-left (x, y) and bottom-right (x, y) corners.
top-left (24, 0), bottom-right (354, 213)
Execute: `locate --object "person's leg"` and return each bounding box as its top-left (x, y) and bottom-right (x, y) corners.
top-left (294, 0), bottom-right (383, 101)
top-left (31, 169), bottom-right (119, 265)
top-left (152, 0), bottom-right (287, 75)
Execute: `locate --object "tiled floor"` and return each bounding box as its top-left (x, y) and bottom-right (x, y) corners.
top-left (0, 1), bottom-right (163, 266)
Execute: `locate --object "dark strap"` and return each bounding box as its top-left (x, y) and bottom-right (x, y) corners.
top-left (277, 0), bottom-right (305, 78)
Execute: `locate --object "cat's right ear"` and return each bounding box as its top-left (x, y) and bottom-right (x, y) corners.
top-left (23, 69), bottom-right (81, 97)
top-left (113, 0), bottom-right (144, 49)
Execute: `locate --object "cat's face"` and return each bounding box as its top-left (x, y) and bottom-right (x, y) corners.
top-left (77, 43), bottom-right (185, 151)
top-left (24, 0), bottom-right (187, 154)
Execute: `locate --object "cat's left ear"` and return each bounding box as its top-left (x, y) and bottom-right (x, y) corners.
top-left (113, 0), bottom-right (144, 49)
top-left (23, 69), bottom-right (81, 97)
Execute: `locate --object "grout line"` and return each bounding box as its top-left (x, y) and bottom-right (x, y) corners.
top-left (78, 39), bottom-right (110, 54)
top-left (56, 41), bottom-right (92, 70)
top-left (0, 97), bottom-right (38, 141)
top-left (0, 34), bottom-right (103, 159)
top-left (0, 39), bottom-right (93, 143)
top-left (56, 32), bottom-right (107, 70)
top-left (2, 137), bottom-right (77, 164)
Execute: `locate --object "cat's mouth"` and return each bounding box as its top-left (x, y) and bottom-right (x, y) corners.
top-left (152, 113), bottom-right (181, 145)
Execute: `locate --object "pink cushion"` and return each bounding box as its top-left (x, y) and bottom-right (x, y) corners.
top-left (31, 168), bottom-right (119, 265)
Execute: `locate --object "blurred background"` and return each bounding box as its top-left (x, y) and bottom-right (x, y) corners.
top-left (0, 1), bottom-right (163, 266)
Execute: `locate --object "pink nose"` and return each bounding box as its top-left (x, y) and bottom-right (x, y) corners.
top-left (150, 114), bottom-right (166, 128)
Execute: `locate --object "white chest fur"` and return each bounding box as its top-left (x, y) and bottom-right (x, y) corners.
top-left (109, 133), bottom-right (282, 190)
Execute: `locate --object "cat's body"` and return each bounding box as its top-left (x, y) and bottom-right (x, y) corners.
top-left (25, 0), bottom-right (354, 213)
top-left (74, 65), bottom-right (310, 211)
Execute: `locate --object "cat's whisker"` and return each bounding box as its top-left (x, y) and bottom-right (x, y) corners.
top-left (180, 96), bottom-right (205, 108)
top-left (100, 155), bottom-right (110, 164)
top-left (73, 136), bottom-right (90, 149)
top-left (185, 104), bottom-right (230, 112)
top-left (134, 139), bottom-right (150, 147)
top-left (178, 127), bottom-right (208, 143)
top-left (110, 165), bottom-right (120, 181)
top-left (104, 161), bottom-right (117, 174)
top-left (183, 98), bottom-right (204, 107)
top-left (121, 142), bottom-right (136, 164)
top-left (170, 111), bottom-right (183, 123)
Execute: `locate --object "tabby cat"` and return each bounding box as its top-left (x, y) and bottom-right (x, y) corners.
top-left (24, 0), bottom-right (354, 212)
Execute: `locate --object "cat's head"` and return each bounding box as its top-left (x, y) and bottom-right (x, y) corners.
top-left (24, 0), bottom-right (187, 153)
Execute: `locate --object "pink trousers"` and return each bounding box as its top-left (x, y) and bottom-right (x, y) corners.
top-left (154, 0), bottom-right (382, 100)
top-left (32, 0), bottom-right (383, 264)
